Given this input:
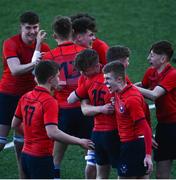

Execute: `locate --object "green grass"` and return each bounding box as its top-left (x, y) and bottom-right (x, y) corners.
top-left (0, 0), bottom-right (176, 178)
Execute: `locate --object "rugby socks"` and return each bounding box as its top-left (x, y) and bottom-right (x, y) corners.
top-left (54, 165), bottom-right (60, 179)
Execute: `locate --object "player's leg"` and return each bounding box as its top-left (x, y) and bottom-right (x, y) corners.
top-left (85, 150), bottom-right (96, 179)
top-left (91, 131), bottom-right (112, 179)
top-left (96, 164), bottom-right (110, 179)
top-left (13, 130), bottom-right (24, 179)
top-left (154, 123), bottom-right (176, 178)
top-left (118, 138), bottom-right (147, 179)
top-left (53, 108), bottom-right (77, 178)
top-left (0, 93), bottom-right (19, 151)
top-left (72, 107), bottom-right (94, 179)
top-left (0, 125), bottom-right (10, 151)
top-left (53, 141), bottom-right (68, 179)
top-left (156, 160), bottom-right (172, 178)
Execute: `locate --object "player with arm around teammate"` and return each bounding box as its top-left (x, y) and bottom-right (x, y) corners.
top-left (135, 40), bottom-right (176, 179)
top-left (11, 60), bottom-right (94, 179)
top-left (0, 11), bottom-right (50, 178)
top-left (103, 61), bottom-right (153, 179)
top-left (68, 49), bottom-right (121, 179)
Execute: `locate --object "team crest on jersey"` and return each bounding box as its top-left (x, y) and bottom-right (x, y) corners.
top-left (119, 105), bottom-right (125, 113)
top-left (120, 164), bottom-right (128, 174)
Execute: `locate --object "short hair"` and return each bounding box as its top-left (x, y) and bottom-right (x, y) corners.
top-left (150, 40), bottom-right (174, 60)
top-left (107, 45), bottom-right (131, 63)
top-left (34, 61), bottom-right (60, 84)
top-left (74, 49), bottom-right (99, 71)
top-left (70, 13), bottom-right (95, 23)
top-left (103, 61), bottom-right (125, 81)
top-left (20, 11), bottom-right (39, 24)
top-left (52, 16), bottom-right (72, 40)
top-left (72, 17), bottom-right (97, 36)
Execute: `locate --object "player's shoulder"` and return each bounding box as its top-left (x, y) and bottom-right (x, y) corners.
top-left (93, 38), bottom-right (108, 47)
top-left (3, 34), bottom-right (20, 45)
top-left (124, 85), bottom-right (143, 100)
top-left (74, 43), bottom-right (86, 52)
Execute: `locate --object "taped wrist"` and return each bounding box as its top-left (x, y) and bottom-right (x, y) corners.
top-left (31, 50), bottom-right (41, 62)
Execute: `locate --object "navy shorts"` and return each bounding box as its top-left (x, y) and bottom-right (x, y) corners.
top-left (21, 152), bottom-right (54, 179)
top-left (92, 130), bottom-right (120, 168)
top-left (154, 123), bottom-right (176, 161)
top-left (0, 93), bottom-right (20, 126)
top-left (58, 107), bottom-right (93, 138)
top-left (118, 138), bottom-right (147, 177)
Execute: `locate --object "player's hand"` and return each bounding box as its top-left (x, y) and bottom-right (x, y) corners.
top-left (152, 137), bottom-right (158, 149)
top-left (101, 103), bottom-right (114, 114)
top-left (79, 139), bottom-right (95, 150)
top-left (144, 154), bottom-right (153, 175)
top-left (36, 30), bottom-right (47, 44)
top-left (32, 58), bottom-right (41, 65)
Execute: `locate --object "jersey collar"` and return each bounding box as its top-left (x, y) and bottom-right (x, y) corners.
top-left (57, 41), bottom-right (75, 47)
top-left (34, 86), bottom-right (50, 94)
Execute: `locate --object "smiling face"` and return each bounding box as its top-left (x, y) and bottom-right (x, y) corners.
top-left (49, 71), bottom-right (60, 89)
top-left (20, 23), bottom-right (40, 44)
top-left (104, 72), bottom-right (120, 93)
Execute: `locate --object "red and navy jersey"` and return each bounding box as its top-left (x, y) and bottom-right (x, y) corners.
top-left (115, 84), bottom-right (149, 142)
top-left (75, 73), bottom-right (117, 131)
top-left (43, 41), bottom-right (85, 109)
top-left (92, 38), bottom-right (109, 66)
top-left (142, 63), bottom-right (176, 123)
top-left (15, 86), bottom-right (58, 156)
top-left (0, 34), bottom-right (50, 96)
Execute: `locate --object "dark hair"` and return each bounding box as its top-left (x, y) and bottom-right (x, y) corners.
top-left (107, 45), bottom-right (131, 63)
top-left (150, 40), bottom-right (174, 60)
top-left (72, 17), bottom-right (97, 36)
top-left (103, 61), bottom-right (125, 80)
top-left (74, 49), bottom-right (99, 71)
top-left (20, 11), bottom-right (39, 24)
top-left (52, 16), bottom-right (72, 40)
top-left (70, 13), bottom-right (95, 23)
top-left (34, 61), bottom-right (60, 84)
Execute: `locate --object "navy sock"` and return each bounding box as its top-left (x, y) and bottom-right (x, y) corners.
top-left (54, 166), bottom-right (60, 178)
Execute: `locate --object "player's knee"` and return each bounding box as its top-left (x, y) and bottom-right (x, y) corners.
top-left (85, 150), bottom-right (96, 166)
top-left (0, 136), bottom-right (7, 151)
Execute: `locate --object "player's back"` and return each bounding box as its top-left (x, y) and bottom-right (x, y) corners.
top-left (43, 41), bottom-right (85, 108)
top-left (19, 86), bottom-right (58, 156)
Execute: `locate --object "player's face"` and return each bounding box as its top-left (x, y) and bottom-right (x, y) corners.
top-left (50, 72), bottom-right (60, 89)
top-left (147, 50), bottom-right (165, 69)
top-left (104, 72), bottom-right (120, 93)
top-left (20, 23), bottom-right (40, 45)
top-left (77, 30), bottom-right (96, 48)
top-left (121, 57), bottom-right (129, 68)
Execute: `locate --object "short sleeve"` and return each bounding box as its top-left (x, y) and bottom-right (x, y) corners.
top-left (159, 70), bottom-right (176, 92)
top-left (3, 39), bottom-right (18, 59)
